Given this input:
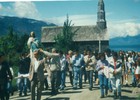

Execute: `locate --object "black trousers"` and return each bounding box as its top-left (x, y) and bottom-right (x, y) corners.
top-left (0, 82), bottom-right (9, 100)
top-left (51, 71), bottom-right (61, 94)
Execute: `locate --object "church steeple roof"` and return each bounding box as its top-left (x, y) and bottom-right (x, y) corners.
top-left (98, 0), bottom-right (104, 11)
top-left (99, 0), bottom-right (103, 3)
top-left (97, 0), bottom-right (107, 30)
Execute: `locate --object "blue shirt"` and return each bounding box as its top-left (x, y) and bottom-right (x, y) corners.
top-left (72, 54), bottom-right (84, 67)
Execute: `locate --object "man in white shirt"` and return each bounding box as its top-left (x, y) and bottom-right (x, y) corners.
top-left (59, 51), bottom-right (67, 90)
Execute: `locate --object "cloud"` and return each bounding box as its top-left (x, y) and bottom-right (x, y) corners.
top-left (70, 14), bottom-right (97, 26)
top-left (13, 2), bottom-right (40, 19)
top-left (108, 20), bottom-right (140, 39)
top-left (46, 14), bottom-right (97, 26)
top-left (46, 14), bottom-right (140, 39)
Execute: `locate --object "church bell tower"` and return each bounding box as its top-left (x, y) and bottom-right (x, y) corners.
top-left (97, 0), bottom-right (107, 30)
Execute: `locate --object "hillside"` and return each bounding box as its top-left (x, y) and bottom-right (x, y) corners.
top-left (0, 16), bottom-right (56, 39)
top-left (1, 16), bottom-right (139, 46)
top-left (109, 35), bottom-right (140, 46)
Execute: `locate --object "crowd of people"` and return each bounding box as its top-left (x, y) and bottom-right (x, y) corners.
top-left (0, 31), bottom-right (140, 100)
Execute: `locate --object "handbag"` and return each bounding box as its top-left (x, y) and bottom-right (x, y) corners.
top-left (49, 58), bottom-right (60, 71)
top-left (50, 64), bottom-right (57, 71)
top-left (103, 66), bottom-right (109, 78)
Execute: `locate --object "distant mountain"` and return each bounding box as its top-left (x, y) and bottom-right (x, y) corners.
top-left (1, 16), bottom-right (139, 46)
top-left (109, 35), bottom-right (140, 46)
top-left (0, 16), bottom-right (56, 39)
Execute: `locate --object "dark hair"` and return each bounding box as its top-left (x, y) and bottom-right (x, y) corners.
top-left (112, 52), bottom-right (118, 58)
top-left (59, 50), bottom-right (63, 55)
top-left (136, 57), bottom-right (140, 66)
top-left (74, 49), bottom-right (79, 53)
top-left (99, 52), bottom-right (105, 59)
top-left (124, 56), bottom-right (128, 61)
top-left (105, 48), bottom-right (111, 53)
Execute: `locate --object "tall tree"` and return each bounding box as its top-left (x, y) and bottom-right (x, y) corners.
top-left (54, 15), bottom-right (79, 53)
top-left (0, 26), bottom-right (29, 66)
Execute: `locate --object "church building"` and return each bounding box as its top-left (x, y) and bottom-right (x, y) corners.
top-left (41, 0), bottom-right (109, 52)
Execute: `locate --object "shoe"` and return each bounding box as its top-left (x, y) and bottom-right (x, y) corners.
top-left (114, 96), bottom-right (117, 99)
top-left (118, 96), bottom-right (121, 99)
top-left (114, 92), bottom-right (117, 99)
top-left (45, 87), bottom-right (48, 90)
top-left (105, 93), bottom-right (108, 97)
top-left (24, 93), bottom-right (27, 96)
top-left (125, 83), bottom-right (129, 87)
top-left (100, 95), bottom-right (104, 98)
top-left (109, 89), bottom-right (113, 93)
top-left (51, 91), bottom-right (57, 95)
top-left (19, 93), bottom-right (22, 97)
top-left (89, 87), bottom-right (92, 91)
top-left (73, 87), bottom-right (77, 90)
top-left (118, 92), bottom-right (121, 99)
top-left (60, 87), bottom-right (64, 90)
top-left (11, 92), bottom-right (14, 96)
top-left (137, 83), bottom-right (140, 87)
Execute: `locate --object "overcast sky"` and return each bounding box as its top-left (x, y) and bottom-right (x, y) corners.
top-left (0, 0), bottom-right (140, 39)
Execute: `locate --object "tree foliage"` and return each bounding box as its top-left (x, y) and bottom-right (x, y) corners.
top-left (0, 26), bottom-right (29, 67)
top-left (54, 15), bottom-right (79, 53)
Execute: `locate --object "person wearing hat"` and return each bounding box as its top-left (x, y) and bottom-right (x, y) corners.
top-left (0, 52), bottom-right (13, 100)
